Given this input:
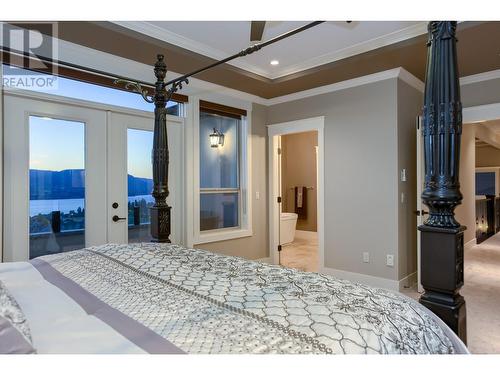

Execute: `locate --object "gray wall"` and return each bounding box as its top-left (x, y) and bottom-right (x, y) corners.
top-left (397, 81), bottom-right (422, 280)
top-left (196, 103), bottom-right (270, 260)
top-left (268, 78), bottom-right (406, 281)
top-left (461, 78), bottom-right (500, 107)
top-left (476, 144), bottom-right (500, 167)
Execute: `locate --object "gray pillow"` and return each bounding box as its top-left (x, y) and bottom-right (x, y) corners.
top-left (0, 280), bottom-right (36, 354)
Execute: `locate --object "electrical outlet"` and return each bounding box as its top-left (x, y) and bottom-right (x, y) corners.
top-left (362, 252), bottom-right (370, 263)
top-left (400, 169), bottom-right (407, 182)
top-left (386, 254), bottom-right (394, 267)
top-left (255, 191), bottom-right (260, 200)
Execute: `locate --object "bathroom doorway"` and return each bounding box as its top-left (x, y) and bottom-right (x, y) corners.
top-left (268, 117), bottom-right (324, 273)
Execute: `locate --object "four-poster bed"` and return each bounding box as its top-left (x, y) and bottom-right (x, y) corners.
top-left (0, 21), bottom-right (469, 354)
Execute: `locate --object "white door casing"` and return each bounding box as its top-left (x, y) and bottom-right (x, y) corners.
top-left (416, 115), bottom-right (429, 293)
top-left (267, 116), bottom-right (325, 268)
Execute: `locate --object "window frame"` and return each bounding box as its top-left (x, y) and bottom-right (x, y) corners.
top-left (189, 96), bottom-right (252, 245)
top-left (199, 110), bottom-right (242, 232)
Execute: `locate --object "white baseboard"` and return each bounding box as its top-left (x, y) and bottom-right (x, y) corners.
top-left (320, 266), bottom-right (400, 291)
top-left (464, 238), bottom-right (477, 252)
top-left (320, 267), bottom-right (417, 292)
top-left (398, 272), bottom-right (417, 291)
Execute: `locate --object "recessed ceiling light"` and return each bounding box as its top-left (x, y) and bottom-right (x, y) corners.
top-left (270, 60), bottom-right (279, 66)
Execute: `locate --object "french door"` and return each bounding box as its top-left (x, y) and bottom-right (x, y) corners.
top-left (107, 112), bottom-right (184, 245)
top-left (3, 92), bottom-right (184, 262)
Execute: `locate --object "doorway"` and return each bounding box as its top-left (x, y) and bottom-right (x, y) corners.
top-left (415, 103), bottom-right (500, 353)
top-left (3, 91), bottom-right (184, 262)
top-left (268, 116), bottom-right (324, 272)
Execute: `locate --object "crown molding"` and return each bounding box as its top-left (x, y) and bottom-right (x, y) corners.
top-left (460, 69), bottom-right (500, 85)
top-left (271, 22), bottom-right (428, 79)
top-left (112, 21), bottom-right (272, 78)
top-left (398, 68), bottom-right (425, 92)
top-left (16, 34), bottom-right (500, 110)
top-left (112, 21), bottom-right (429, 80)
top-left (266, 67), bottom-right (424, 106)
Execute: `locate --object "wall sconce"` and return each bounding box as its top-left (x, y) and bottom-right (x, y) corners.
top-left (209, 128), bottom-right (224, 148)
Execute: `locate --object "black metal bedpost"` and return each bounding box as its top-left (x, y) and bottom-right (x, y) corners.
top-left (150, 54), bottom-right (171, 243)
top-left (418, 21), bottom-right (466, 343)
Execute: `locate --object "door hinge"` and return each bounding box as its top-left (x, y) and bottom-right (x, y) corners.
top-left (277, 196), bottom-right (282, 203)
top-left (278, 245), bottom-right (282, 252)
top-left (277, 147), bottom-right (282, 155)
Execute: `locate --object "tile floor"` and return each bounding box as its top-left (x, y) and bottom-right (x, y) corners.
top-left (280, 230), bottom-right (318, 272)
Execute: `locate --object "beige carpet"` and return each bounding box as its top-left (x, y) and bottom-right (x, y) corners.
top-left (460, 233), bottom-right (500, 353)
top-left (280, 230), bottom-right (318, 272)
top-left (403, 233), bottom-right (500, 354)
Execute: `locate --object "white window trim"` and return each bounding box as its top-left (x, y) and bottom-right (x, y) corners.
top-left (186, 95), bottom-right (252, 246)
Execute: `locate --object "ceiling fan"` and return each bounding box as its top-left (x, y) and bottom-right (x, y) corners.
top-left (250, 21), bottom-right (266, 42)
top-left (249, 21), bottom-right (353, 42)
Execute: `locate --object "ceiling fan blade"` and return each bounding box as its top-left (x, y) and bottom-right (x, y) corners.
top-left (250, 21), bottom-right (266, 42)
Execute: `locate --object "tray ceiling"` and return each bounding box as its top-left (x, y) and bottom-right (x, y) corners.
top-left (113, 21), bottom-right (427, 79)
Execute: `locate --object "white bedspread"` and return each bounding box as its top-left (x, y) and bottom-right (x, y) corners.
top-left (1, 261), bottom-right (145, 353)
top-left (0, 243), bottom-right (469, 354)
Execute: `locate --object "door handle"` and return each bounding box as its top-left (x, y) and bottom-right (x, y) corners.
top-left (112, 215), bottom-right (126, 222)
top-left (414, 210), bottom-right (429, 216)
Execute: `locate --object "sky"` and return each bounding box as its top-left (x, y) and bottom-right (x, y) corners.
top-left (128, 128), bottom-right (153, 179)
top-left (17, 66), bottom-right (158, 179)
top-left (29, 117), bottom-right (153, 179)
top-left (29, 116), bottom-right (85, 171)
top-left (4, 65), bottom-right (178, 112)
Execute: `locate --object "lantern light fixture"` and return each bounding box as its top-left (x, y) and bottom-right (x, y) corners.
top-left (209, 128), bottom-right (224, 148)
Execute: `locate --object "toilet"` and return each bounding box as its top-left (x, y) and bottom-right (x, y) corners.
top-left (280, 212), bottom-right (298, 245)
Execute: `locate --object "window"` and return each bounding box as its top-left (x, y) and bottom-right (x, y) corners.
top-left (29, 116), bottom-right (86, 258)
top-left (476, 171), bottom-right (496, 196)
top-left (196, 100), bottom-right (251, 242)
top-left (127, 128), bottom-right (154, 243)
top-left (2, 64), bottom-right (184, 115)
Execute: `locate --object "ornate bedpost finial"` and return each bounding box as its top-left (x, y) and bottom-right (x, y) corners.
top-left (418, 21), bottom-right (466, 343)
top-left (154, 54), bottom-right (167, 81)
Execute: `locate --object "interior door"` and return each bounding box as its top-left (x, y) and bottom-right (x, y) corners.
top-left (416, 115), bottom-right (429, 293)
top-left (3, 93), bottom-right (107, 261)
top-left (107, 111), bottom-right (184, 245)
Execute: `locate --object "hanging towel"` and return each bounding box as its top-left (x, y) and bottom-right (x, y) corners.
top-left (295, 186), bottom-right (307, 219)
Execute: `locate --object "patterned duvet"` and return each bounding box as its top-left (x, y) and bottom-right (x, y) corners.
top-left (0, 243), bottom-right (468, 354)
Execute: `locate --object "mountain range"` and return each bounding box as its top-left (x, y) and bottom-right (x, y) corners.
top-left (30, 169), bottom-right (153, 199)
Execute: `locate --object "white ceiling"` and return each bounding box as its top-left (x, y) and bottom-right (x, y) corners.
top-left (114, 21), bottom-right (427, 79)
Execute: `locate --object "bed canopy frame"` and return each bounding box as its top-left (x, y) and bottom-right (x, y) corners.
top-left (119, 21), bottom-right (468, 343)
top-left (115, 21), bottom-right (325, 243)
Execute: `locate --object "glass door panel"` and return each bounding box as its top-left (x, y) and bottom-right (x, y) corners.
top-left (107, 111), bottom-right (184, 245)
top-left (3, 94), bottom-right (107, 262)
top-left (29, 116), bottom-right (86, 258)
top-left (127, 128), bottom-right (154, 243)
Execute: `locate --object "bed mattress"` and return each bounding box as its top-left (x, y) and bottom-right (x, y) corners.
top-left (0, 243), bottom-right (468, 354)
